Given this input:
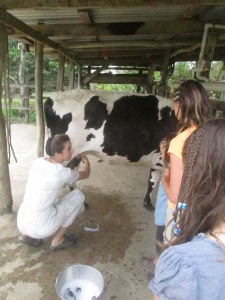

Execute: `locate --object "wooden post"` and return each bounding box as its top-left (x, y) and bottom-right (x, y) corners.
top-left (160, 49), bottom-right (171, 92)
top-left (0, 23), bottom-right (13, 214)
top-left (86, 66), bottom-right (91, 90)
top-left (136, 70), bottom-right (142, 93)
top-left (35, 41), bottom-right (45, 157)
top-left (69, 61), bottom-right (75, 90)
top-left (57, 53), bottom-right (65, 91)
top-left (146, 63), bottom-right (157, 93)
top-left (24, 77), bottom-right (29, 123)
top-left (77, 65), bottom-right (83, 89)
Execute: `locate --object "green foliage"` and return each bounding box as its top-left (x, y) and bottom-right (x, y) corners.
top-left (210, 61), bottom-right (224, 81)
top-left (91, 83), bottom-right (136, 92)
top-left (168, 62), bottom-right (193, 83)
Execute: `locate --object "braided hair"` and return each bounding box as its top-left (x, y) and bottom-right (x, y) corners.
top-left (169, 119), bottom-right (225, 246)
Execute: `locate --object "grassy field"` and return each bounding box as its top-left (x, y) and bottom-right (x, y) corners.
top-left (2, 92), bottom-right (53, 124)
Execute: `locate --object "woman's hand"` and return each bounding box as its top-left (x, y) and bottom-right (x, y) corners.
top-left (79, 155), bottom-right (89, 164)
top-left (77, 155), bottom-right (90, 180)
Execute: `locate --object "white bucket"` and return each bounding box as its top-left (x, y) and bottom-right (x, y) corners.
top-left (55, 264), bottom-right (105, 300)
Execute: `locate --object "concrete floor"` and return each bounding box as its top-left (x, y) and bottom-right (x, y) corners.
top-left (0, 124), bottom-right (157, 300)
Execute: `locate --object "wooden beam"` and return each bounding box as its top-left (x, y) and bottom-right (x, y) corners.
top-left (179, 4), bottom-right (218, 19)
top-left (77, 9), bottom-right (92, 24)
top-left (30, 20), bottom-right (205, 38)
top-left (0, 8), bottom-right (80, 66)
top-left (83, 64), bottom-right (108, 84)
top-left (179, 5), bottom-right (202, 19)
top-left (62, 39), bottom-right (200, 49)
top-left (86, 73), bottom-right (148, 84)
top-left (2, 1), bottom-right (225, 10)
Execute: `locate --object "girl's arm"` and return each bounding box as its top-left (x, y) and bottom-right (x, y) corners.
top-left (154, 295), bottom-right (161, 300)
top-left (162, 153), bottom-right (183, 205)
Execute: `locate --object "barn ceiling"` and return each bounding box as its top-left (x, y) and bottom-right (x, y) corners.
top-left (1, 1), bottom-right (225, 71)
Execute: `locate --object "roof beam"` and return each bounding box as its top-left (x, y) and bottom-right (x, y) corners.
top-left (77, 9), bottom-right (92, 24)
top-left (179, 4), bottom-right (218, 19)
top-left (29, 20), bottom-right (205, 37)
top-left (0, 8), bottom-right (80, 66)
top-left (60, 39), bottom-right (200, 49)
top-left (2, 1), bottom-right (225, 10)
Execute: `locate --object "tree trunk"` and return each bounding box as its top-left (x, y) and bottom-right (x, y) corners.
top-left (0, 23), bottom-right (13, 215)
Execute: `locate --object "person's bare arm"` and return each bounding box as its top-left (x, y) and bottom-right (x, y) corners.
top-left (154, 294), bottom-right (161, 300)
top-left (162, 153), bottom-right (183, 205)
top-left (77, 156), bottom-right (90, 180)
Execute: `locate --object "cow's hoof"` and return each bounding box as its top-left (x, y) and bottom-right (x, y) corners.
top-left (143, 202), bottom-right (155, 211)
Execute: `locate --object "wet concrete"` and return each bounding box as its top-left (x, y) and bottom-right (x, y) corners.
top-left (0, 124), bottom-right (157, 300)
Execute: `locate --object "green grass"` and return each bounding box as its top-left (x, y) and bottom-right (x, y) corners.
top-left (2, 92), bottom-right (52, 124)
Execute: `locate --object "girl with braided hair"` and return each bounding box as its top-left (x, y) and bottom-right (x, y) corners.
top-left (162, 80), bottom-right (212, 241)
top-left (149, 119), bottom-right (225, 300)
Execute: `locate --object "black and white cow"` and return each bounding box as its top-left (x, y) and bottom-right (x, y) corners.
top-left (44, 89), bottom-right (177, 210)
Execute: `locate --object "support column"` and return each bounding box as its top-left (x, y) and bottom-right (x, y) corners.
top-left (77, 65), bottom-right (83, 89)
top-left (35, 41), bottom-right (44, 157)
top-left (160, 49), bottom-right (171, 87)
top-left (146, 63), bottom-right (157, 93)
top-left (0, 22), bottom-right (13, 214)
top-left (57, 53), bottom-right (65, 91)
top-left (69, 61), bottom-right (75, 90)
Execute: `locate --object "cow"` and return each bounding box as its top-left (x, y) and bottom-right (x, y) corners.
top-left (44, 89), bottom-right (177, 210)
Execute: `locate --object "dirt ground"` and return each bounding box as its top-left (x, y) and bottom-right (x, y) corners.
top-left (0, 124), bottom-right (158, 300)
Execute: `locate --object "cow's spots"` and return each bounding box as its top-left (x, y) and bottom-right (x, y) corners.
top-left (156, 162), bottom-right (163, 167)
top-left (44, 97), bottom-right (72, 136)
top-left (84, 96), bottom-right (108, 130)
top-left (101, 95), bottom-right (163, 162)
top-left (86, 133), bottom-right (95, 141)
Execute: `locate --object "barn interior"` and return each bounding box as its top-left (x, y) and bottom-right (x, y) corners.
top-left (1, 1), bottom-right (225, 299)
top-left (1, 1), bottom-right (225, 93)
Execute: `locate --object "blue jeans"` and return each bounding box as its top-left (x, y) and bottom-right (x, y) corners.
top-left (154, 180), bottom-right (167, 255)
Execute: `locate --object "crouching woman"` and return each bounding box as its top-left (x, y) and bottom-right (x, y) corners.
top-left (17, 134), bottom-right (90, 251)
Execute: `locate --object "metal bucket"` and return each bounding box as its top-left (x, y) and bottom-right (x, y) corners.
top-left (55, 264), bottom-right (105, 300)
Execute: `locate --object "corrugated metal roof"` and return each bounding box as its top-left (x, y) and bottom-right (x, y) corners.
top-left (8, 5), bottom-right (190, 25)
top-left (4, 2), bottom-right (225, 67)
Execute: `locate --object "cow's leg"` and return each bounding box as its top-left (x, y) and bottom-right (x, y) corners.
top-left (143, 168), bottom-right (161, 211)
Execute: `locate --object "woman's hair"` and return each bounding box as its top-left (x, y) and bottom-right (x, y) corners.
top-left (160, 132), bottom-right (176, 168)
top-left (45, 134), bottom-right (70, 156)
top-left (172, 80), bottom-right (212, 132)
top-left (170, 119), bottom-right (225, 246)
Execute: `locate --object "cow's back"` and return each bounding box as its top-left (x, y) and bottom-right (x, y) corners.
top-left (44, 89), bottom-right (177, 166)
